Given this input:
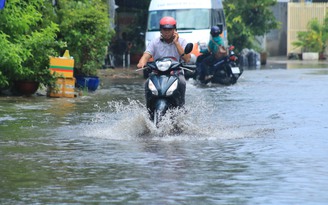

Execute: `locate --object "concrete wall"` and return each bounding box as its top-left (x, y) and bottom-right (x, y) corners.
top-left (266, 2), bottom-right (288, 56)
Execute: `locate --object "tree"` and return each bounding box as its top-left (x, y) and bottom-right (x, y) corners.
top-left (0, 0), bottom-right (115, 91)
top-left (0, 0), bottom-right (62, 89)
top-left (223, 0), bottom-right (279, 53)
top-left (56, 0), bottom-right (115, 76)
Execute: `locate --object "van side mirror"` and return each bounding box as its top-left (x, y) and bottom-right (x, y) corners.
top-left (184, 43), bottom-right (193, 54)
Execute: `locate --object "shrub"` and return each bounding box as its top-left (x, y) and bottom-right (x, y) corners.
top-left (57, 0), bottom-right (115, 76)
top-left (0, 0), bottom-right (63, 88)
top-left (292, 17), bottom-right (328, 53)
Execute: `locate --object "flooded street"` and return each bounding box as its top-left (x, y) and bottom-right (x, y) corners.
top-left (1, 62), bottom-right (328, 204)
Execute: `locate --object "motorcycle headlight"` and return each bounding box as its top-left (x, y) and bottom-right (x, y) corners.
top-left (156, 60), bottom-right (171, 72)
top-left (148, 80), bottom-right (158, 95)
top-left (166, 80), bottom-right (178, 96)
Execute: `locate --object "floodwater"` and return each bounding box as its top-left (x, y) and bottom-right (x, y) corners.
top-left (1, 61), bottom-right (328, 204)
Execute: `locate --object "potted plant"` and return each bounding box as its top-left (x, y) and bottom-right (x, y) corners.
top-left (292, 17), bottom-right (328, 60)
top-left (14, 24), bottom-right (64, 94)
top-left (57, 0), bottom-right (114, 91)
top-left (0, 0), bottom-right (63, 96)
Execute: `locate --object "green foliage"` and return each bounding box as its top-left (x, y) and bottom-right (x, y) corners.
top-left (57, 0), bottom-right (115, 76)
top-left (223, 0), bottom-right (279, 53)
top-left (224, 3), bottom-right (252, 52)
top-left (18, 23), bottom-right (63, 85)
top-left (0, 0), bottom-right (115, 90)
top-left (292, 17), bottom-right (328, 53)
top-left (0, 32), bottom-right (26, 87)
top-left (0, 0), bottom-right (63, 88)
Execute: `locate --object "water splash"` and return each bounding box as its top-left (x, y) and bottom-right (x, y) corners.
top-left (77, 98), bottom-right (249, 141)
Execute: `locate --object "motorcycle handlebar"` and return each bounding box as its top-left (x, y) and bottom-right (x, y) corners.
top-left (135, 62), bottom-right (197, 73)
top-left (135, 67), bottom-right (148, 72)
top-left (181, 64), bottom-right (196, 69)
top-left (180, 64), bottom-right (196, 73)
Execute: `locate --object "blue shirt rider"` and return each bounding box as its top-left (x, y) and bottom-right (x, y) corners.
top-left (198, 26), bottom-right (223, 83)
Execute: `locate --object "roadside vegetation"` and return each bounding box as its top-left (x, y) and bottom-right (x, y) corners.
top-left (0, 0), bottom-right (114, 91)
top-left (223, 0), bottom-right (279, 53)
top-left (292, 16), bottom-right (328, 53)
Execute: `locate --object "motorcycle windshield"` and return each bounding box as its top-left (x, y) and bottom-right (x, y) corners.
top-left (147, 9), bottom-right (210, 31)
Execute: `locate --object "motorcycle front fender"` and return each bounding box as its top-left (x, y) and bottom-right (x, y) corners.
top-left (153, 99), bottom-right (169, 125)
top-left (155, 99), bottom-right (169, 115)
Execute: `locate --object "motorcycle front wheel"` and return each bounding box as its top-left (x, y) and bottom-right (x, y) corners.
top-left (153, 109), bottom-right (161, 126)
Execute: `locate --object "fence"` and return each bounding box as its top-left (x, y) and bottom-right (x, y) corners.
top-left (287, 2), bottom-right (328, 54)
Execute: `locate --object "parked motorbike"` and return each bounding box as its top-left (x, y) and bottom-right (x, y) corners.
top-left (137, 43), bottom-right (194, 126)
top-left (190, 45), bottom-right (243, 85)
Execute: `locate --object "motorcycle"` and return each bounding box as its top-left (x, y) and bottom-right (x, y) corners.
top-left (190, 45), bottom-right (243, 85)
top-left (137, 43), bottom-right (194, 126)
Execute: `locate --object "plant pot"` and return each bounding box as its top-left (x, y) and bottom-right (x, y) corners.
top-left (75, 76), bottom-right (100, 91)
top-left (319, 52), bottom-right (326, 60)
top-left (260, 52), bottom-right (267, 65)
top-left (14, 80), bottom-right (40, 96)
top-left (302, 52), bottom-right (319, 60)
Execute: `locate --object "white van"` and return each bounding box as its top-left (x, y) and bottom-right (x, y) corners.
top-left (145, 0), bottom-right (227, 60)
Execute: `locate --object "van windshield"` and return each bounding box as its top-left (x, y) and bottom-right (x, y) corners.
top-left (148, 9), bottom-right (210, 31)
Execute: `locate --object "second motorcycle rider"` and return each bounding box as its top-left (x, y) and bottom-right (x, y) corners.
top-left (198, 25), bottom-right (224, 83)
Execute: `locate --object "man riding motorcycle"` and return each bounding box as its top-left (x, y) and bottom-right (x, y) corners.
top-left (137, 16), bottom-right (191, 105)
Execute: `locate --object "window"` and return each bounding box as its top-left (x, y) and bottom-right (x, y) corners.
top-left (148, 9), bottom-right (211, 31)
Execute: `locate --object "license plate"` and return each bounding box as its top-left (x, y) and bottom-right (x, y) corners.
top-left (231, 67), bottom-right (240, 74)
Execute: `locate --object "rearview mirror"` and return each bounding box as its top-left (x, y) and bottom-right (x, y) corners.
top-left (184, 43), bottom-right (193, 54)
